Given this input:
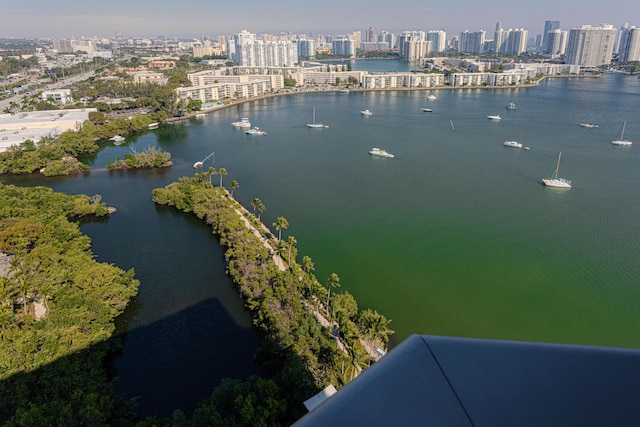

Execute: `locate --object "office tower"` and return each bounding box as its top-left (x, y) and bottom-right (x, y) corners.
top-left (615, 23), bottom-right (630, 54)
top-left (565, 24), bottom-right (617, 66)
top-left (399, 31), bottom-right (427, 60)
top-left (496, 22), bottom-right (502, 32)
top-left (427, 30), bottom-right (446, 53)
top-left (381, 31), bottom-right (396, 49)
top-left (542, 20), bottom-right (561, 48)
top-left (617, 27), bottom-right (640, 62)
top-left (458, 30), bottom-right (485, 54)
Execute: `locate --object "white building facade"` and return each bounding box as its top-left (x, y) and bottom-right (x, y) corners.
top-left (565, 25), bottom-right (617, 67)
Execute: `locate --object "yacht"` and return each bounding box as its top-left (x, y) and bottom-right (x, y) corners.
top-left (232, 117), bottom-right (251, 128)
top-left (503, 141), bottom-right (523, 148)
top-left (487, 115), bottom-right (502, 120)
top-left (148, 122), bottom-right (159, 129)
top-left (506, 102), bottom-right (517, 110)
top-left (245, 127), bottom-right (267, 136)
top-left (427, 95), bottom-right (437, 100)
top-left (360, 109), bottom-right (373, 116)
top-left (421, 108), bottom-right (433, 112)
top-left (542, 152), bottom-right (571, 188)
top-left (580, 123), bottom-right (598, 128)
top-left (369, 148), bottom-right (394, 158)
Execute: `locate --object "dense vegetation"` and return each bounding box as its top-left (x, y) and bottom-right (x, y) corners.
top-left (0, 184), bottom-right (140, 425)
top-left (152, 173), bottom-right (393, 424)
top-left (107, 146), bottom-right (172, 169)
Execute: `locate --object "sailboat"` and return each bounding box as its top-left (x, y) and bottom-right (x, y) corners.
top-left (611, 121), bottom-right (632, 146)
top-left (307, 107), bottom-right (326, 128)
top-left (541, 152), bottom-right (572, 188)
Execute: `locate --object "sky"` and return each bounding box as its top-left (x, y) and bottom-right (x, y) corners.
top-left (1, 0), bottom-right (639, 40)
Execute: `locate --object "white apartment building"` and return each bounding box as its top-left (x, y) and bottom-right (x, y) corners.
top-left (494, 28), bottom-right (528, 54)
top-left (565, 24), bottom-right (617, 67)
top-left (427, 31), bottom-right (447, 53)
top-left (617, 26), bottom-right (640, 62)
top-left (459, 30), bottom-right (486, 54)
top-left (362, 72), bottom-right (444, 89)
top-left (545, 30), bottom-right (567, 55)
top-left (399, 31), bottom-right (428, 60)
top-left (233, 30), bottom-right (299, 67)
top-left (332, 38), bottom-right (356, 58)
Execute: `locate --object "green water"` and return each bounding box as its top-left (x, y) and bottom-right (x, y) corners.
top-left (3, 71), bottom-right (639, 417)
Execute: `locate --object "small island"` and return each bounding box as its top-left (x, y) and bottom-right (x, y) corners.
top-left (106, 146), bottom-right (172, 170)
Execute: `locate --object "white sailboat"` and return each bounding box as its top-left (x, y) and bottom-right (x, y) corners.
top-left (542, 152), bottom-right (572, 188)
top-left (307, 107), bottom-right (326, 128)
top-left (611, 121), bottom-right (632, 146)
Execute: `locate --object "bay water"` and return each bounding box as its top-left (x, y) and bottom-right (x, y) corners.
top-left (3, 64), bottom-right (639, 417)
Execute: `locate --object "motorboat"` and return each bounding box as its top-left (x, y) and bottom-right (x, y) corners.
top-left (503, 141), bottom-right (523, 148)
top-left (360, 109), bottom-right (373, 116)
top-left (580, 123), bottom-right (598, 128)
top-left (421, 108), bottom-right (433, 112)
top-left (541, 152), bottom-right (571, 188)
top-left (506, 102), bottom-right (517, 110)
top-left (109, 135), bottom-right (125, 144)
top-left (487, 115), bottom-right (502, 120)
top-left (245, 127), bottom-right (267, 136)
top-left (427, 95), bottom-right (437, 100)
top-left (232, 117), bottom-right (251, 128)
top-left (148, 122), bottom-right (159, 129)
top-left (369, 148), bottom-right (394, 158)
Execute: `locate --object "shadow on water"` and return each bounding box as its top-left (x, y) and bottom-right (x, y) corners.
top-left (1, 297), bottom-right (264, 423)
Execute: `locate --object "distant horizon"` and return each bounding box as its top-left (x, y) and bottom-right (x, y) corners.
top-left (2, 0), bottom-right (638, 40)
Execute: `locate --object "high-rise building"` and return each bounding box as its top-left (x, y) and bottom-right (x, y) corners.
top-left (233, 29), bottom-right (298, 66)
top-left (546, 29), bottom-right (567, 55)
top-left (297, 38), bottom-right (317, 60)
top-left (458, 30), bottom-right (485, 54)
top-left (426, 30), bottom-right (446, 53)
top-left (494, 28), bottom-right (528, 54)
top-left (332, 37), bottom-right (356, 58)
top-left (542, 20), bottom-right (561, 49)
top-left (399, 31), bottom-right (427, 60)
top-left (367, 27), bottom-right (375, 43)
top-left (617, 26), bottom-right (640, 62)
top-left (565, 24), bottom-right (617, 67)
top-left (380, 31), bottom-right (396, 49)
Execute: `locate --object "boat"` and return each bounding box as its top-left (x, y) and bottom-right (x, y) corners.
top-left (506, 102), bottom-right (517, 110)
top-left (580, 123), bottom-right (599, 128)
top-left (245, 127), bottom-right (267, 136)
top-left (193, 161), bottom-right (204, 168)
top-left (541, 152), bottom-right (571, 188)
top-left (109, 135), bottom-right (125, 144)
top-left (148, 122), bottom-right (159, 129)
top-left (369, 148), bottom-right (394, 158)
top-left (503, 140), bottom-right (523, 148)
top-left (307, 107), bottom-right (326, 128)
top-left (232, 117), bottom-right (251, 128)
top-left (427, 95), bottom-right (437, 100)
top-left (195, 113), bottom-right (207, 118)
top-left (421, 108), bottom-right (433, 112)
top-left (611, 121), bottom-right (632, 146)
top-left (340, 89), bottom-right (350, 94)
top-left (360, 109), bottom-right (373, 116)
top-left (487, 115), bottom-right (502, 120)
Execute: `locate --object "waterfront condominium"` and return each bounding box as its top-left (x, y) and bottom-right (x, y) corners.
top-left (426, 30), bottom-right (447, 53)
top-left (617, 26), bottom-right (640, 62)
top-left (399, 31), bottom-right (429, 60)
top-left (565, 24), bottom-right (617, 67)
top-left (233, 29), bottom-right (299, 67)
top-left (542, 20), bottom-right (561, 49)
top-left (458, 30), bottom-right (486, 54)
top-left (545, 29), bottom-right (568, 56)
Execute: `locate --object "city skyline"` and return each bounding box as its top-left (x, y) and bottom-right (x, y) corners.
top-left (2, 0), bottom-right (639, 40)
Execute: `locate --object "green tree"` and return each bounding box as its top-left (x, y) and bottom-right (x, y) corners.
top-left (251, 198), bottom-right (262, 215)
top-left (230, 180), bottom-right (239, 196)
top-left (218, 167), bottom-right (227, 187)
top-left (326, 273), bottom-right (341, 314)
top-left (208, 167), bottom-right (217, 185)
top-left (273, 216), bottom-right (289, 240)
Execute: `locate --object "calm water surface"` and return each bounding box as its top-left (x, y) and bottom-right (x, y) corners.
top-left (3, 67), bottom-right (640, 418)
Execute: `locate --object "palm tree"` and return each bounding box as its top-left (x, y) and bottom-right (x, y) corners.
top-left (230, 180), bottom-right (239, 196)
top-left (251, 198), bottom-right (261, 215)
top-left (286, 235), bottom-right (297, 265)
top-left (326, 273), bottom-right (340, 315)
top-left (207, 167), bottom-right (217, 184)
top-left (218, 167), bottom-right (227, 187)
top-left (302, 255), bottom-right (315, 274)
top-left (257, 202), bottom-right (265, 220)
top-left (273, 216), bottom-right (289, 240)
